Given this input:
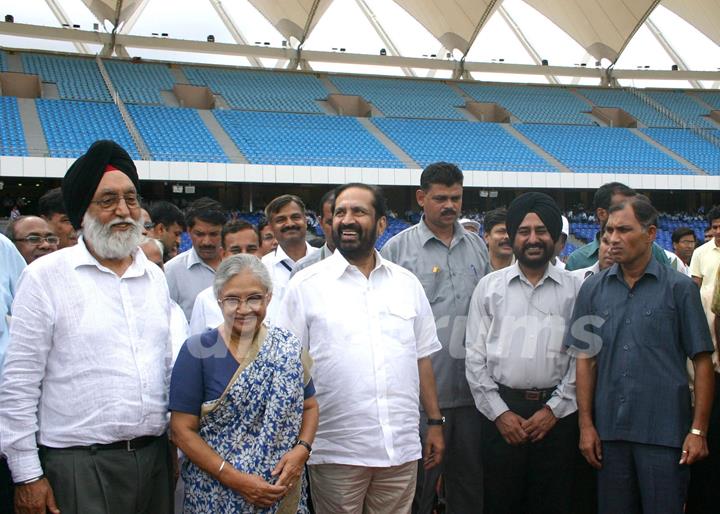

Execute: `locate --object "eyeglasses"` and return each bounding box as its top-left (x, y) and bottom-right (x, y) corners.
top-left (90, 194), bottom-right (142, 211)
top-left (14, 235), bottom-right (60, 245)
top-left (218, 294), bottom-right (267, 311)
top-left (143, 221), bottom-right (155, 230)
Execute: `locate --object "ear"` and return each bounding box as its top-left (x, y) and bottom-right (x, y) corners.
top-left (646, 225), bottom-right (657, 242)
top-left (483, 232), bottom-right (491, 245)
top-left (377, 216), bottom-right (387, 237)
top-left (415, 189), bottom-right (426, 209)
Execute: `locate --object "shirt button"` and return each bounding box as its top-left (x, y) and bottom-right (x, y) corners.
top-left (623, 345), bottom-right (629, 351)
top-left (456, 295), bottom-right (461, 299)
top-left (625, 318), bottom-right (631, 324)
top-left (619, 396), bottom-right (625, 402)
top-left (628, 293), bottom-right (634, 298)
top-left (622, 371), bottom-right (628, 377)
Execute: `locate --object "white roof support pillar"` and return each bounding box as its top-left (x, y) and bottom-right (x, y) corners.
top-left (208, 0), bottom-right (264, 68)
top-left (354, 0), bottom-right (415, 77)
top-left (645, 17), bottom-right (702, 89)
top-left (497, 5), bottom-right (558, 85)
top-left (44, 0), bottom-right (91, 54)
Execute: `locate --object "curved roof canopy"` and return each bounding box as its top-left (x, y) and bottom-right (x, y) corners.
top-left (663, 0), bottom-right (720, 47)
top-left (247, 0), bottom-right (333, 44)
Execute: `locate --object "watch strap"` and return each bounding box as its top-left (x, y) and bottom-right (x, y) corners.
top-left (295, 439), bottom-right (313, 453)
top-left (427, 416), bottom-right (445, 426)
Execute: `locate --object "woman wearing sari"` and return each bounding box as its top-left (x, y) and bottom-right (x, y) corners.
top-left (170, 254), bottom-right (318, 513)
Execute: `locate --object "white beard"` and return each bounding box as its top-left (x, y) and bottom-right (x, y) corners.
top-left (82, 211), bottom-right (143, 260)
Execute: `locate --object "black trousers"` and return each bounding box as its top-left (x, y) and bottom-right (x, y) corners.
top-left (40, 435), bottom-right (173, 514)
top-left (0, 458), bottom-right (13, 513)
top-left (480, 394), bottom-right (584, 514)
top-left (686, 371), bottom-right (720, 514)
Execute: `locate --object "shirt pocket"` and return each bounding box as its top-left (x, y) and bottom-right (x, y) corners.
top-left (418, 272), bottom-right (443, 304)
top-left (381, 303), bottom-right (417, 347)
top-left (640, 307), bottom-right (676, 347)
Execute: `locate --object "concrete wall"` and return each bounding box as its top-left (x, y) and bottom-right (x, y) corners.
top-left (0, 73), bottom-right (41, 98)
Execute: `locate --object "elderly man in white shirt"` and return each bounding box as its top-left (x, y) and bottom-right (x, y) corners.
top-left (261, 194), bottom-right (318, 324)
top-left (278, 183), bottom-right (444, 514)
top-left (466, 192), bottom-right (583, 514)
top-left (0, 140), bottom-right (173, 514)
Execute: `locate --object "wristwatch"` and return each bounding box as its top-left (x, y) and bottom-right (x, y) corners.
top-left (690, 428), bottom-right (706, 437)
top-left (295, 439), bottom-right (313, 456)
top-left (427, 416), bottom-right (446, 426)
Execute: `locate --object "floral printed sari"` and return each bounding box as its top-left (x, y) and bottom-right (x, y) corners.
top-left (182, 325), bottom-right (307, 514)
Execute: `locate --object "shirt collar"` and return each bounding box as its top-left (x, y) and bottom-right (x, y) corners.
top-left (271, 242), bottom-right (312, 265)
top-left (607, 255), bottom-right (661, 281)
top-left (418, 216), bottom-right (468, 247)
top-left (72, 236), bottom-right (148, 278)
top-left (505, 261), bottom-right (562, 287)
top-left (326, 248), bottom-right (388, 280)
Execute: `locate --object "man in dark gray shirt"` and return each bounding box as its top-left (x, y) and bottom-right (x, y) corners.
top-left (566, 198), bottom-right (714, 514)
top-left (381, 162), bottom-right (490, 514)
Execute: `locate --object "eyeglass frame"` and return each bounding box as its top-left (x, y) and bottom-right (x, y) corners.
top-left (89, 193), bottom-right (142, 211)
top-left (13, 235), bottom-right (61, 245)
top-left (218, 293), bottom-right (269, 311)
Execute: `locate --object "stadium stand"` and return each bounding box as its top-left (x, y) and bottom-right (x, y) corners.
top-left (570, 215), bottom-right (707, 252)
top-left (0, 50), bottom-right (7, 72)
top-left (36, 98), bottom-right (139, 159)
top-left (372, 118), bottom-right (556, 171)
top-left (458, 83), bottom-right (595, 125)
top-left (213, 110), bottom-right (403, 168)
top-left (22, 53), bottom-right (111, 101)
top-left (643, 128), bottom-right (720, 175)
top-left (0, 96), bottom-right (28, 156)
top-left (697, 92), bottom-right (720, 110)
top-left (577, 88), bottom-right (677, 127)
top-left (516, 124), bottom-right (692, 175)
top-left (128, 104), bottom-right (228, 163)
top-left (376, 217), bottom-right (411, 248)
top-left (329, 76), bottom-right (465, 120)
top-left (183, 66), bottom-right (326, 113)
top-left (645, 91), bottom-right (716, 128)
top-left (104, 60), bottom-right (175, 105)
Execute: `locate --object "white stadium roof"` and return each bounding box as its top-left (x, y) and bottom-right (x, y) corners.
top-left (0, 0), bottom-right (719, 87)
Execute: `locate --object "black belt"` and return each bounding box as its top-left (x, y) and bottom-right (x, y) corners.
top-left (42, 435), bottom-right (163, 452)
top-left (497, 384), bottom-right (555, 402)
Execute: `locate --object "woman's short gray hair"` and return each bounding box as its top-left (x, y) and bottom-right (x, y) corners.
top-left (213, 254), bottom-right (273, 299)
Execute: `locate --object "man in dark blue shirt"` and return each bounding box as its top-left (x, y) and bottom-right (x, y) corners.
top-left (566, 198), bottom-right (715, 514)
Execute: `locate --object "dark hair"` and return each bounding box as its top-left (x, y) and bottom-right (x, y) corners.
top-left (420, 162), bottom-right (464, 191)
top-left (707, 206), bottom-right (720, 224)
top-left (221, 220), bottom-right (260, 248)
top-left (705, 226), bottom-right (713, 234)
top-left (258, 217), bottom-right (270, 232)
top-left (5, 215), bottom-right (30, 240)
top-left (672, 226), bottom-right (696, 245)
top-left (319, 188), bottom-right (336, 218)
top-left (185, 197), bottom-right (226, 228)
top-left (608, 198), bottom-right (658, 229)
top-left (331, 183), bottom-right (387, 219)
top-left (148, 201), bottom-right (185, 230)
top-left (593, 182), bottom-right (635, 211)
top-left (483, 208), bottom-right (507, 234)
top-left (37, 187), bottom-right (66, 218)
top-left (265, 195), bottom-right (305, 220)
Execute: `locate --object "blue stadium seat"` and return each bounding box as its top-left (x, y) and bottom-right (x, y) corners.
top-left (645, 91), bottom-right (716, 129)
top-left (643, 128), bottom-right (720, 175)
top-left (577, 88), bottom-right (677, 127)
top-left (22, 53), bottom-right (111, 102)
top-left (214, 110), bottom-right (403, 168)
top-left (183, 67), bottom-right (326, 113)
top-left (373, 118), bottom-right (555, 171)
top-left (330, 76), bottom-right (465, 120)
top-left (459, 84), bottom-right (595, 125)
top-left (517, 125), bottom-right (691, 175)
top-left (36, 99), bottom-right (139, 159)
top-left (104, 60), bottom-right (175, 105)
top-left (0, 97), bottom-right (28, 156)
top-left (697, 92), bottom-right (720, 110)
top-left (376, 217), bottom-right (410, 249)
top-left (128, 105), bottom-right (229, 162)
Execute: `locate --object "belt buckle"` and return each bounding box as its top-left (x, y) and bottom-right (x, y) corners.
top-left (525, 390), bottom-right (541, 401)
top-left (126, 440), bottom-right (135, 452)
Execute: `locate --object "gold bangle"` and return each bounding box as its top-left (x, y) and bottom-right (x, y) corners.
top-left (218, 460), bottom-right (227, 475)
top-left (690, 428), bottom-right (706, 437)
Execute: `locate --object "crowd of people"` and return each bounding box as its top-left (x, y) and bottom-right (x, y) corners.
top-left (0, 139), bottom-right (719, 514)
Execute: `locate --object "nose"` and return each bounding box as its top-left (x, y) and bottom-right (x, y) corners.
top-left (114, 197), bottom-right (131, 217)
